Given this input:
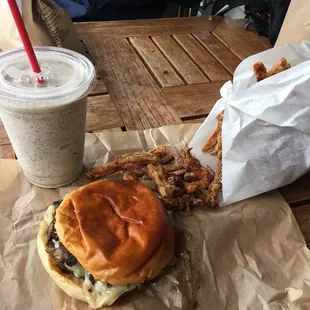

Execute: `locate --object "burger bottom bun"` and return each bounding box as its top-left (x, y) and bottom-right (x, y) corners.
top-left (37, 220), bottom-right (88, 303)
top-left (37, 219), bottom-right (134, 309)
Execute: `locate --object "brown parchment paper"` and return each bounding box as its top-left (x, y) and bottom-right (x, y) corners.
top-left (1, 124), bottom-right (310, 310)
top-left (276, 0), bottom-right (310, 47)
top-left (0, 0), bottom-right (83, 53)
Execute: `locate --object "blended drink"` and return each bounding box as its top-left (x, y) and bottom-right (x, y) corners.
top-left (0, 47), bottom-right (95, 188)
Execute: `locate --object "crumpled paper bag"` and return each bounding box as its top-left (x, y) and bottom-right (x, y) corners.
top-left (190, 42), bottom-right (310, 206)
top-left (276, 0), bottom-right (310, 47)
top-left (0, 0), bottom-right (83, 53)
top-left (2, 125), bottom-right (310, 310)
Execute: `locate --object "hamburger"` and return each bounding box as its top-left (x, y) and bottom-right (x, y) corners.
top-left (37, 179), bottom-right (174, 309)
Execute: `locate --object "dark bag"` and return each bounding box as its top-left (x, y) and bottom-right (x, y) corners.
top-left (209, 0), bottom-right (291, 46)
top-left (169, 0), bottom-right (201, 8)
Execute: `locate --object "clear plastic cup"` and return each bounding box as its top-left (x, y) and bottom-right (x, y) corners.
top-left (0, 46), bottom-right (96, 188)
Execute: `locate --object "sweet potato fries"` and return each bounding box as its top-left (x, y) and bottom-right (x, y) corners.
top-left (253, 57), bottom-right (291, 82)
top-left (201, 111), bottom-right (224, 208)
top-left (86, 146), bottom-right (217, 210)
top-left (201, 57), bottom-right (292, 207)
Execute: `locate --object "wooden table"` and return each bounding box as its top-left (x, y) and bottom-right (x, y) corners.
top-left (1, 16), bottom-right (310, 245)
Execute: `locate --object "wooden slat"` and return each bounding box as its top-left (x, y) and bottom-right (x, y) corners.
top-left (86, 95), bottom-right (124, 132)
top-left (75, 16), bottom-right (223, 37)
top-left (85, 35), bottom-right (182, 130)
top-left (129, 36), bottom-right (184, 88)
top-left (0, 119), bottom-right (10, 145)
top-left (0, 144), bottom-right (15, 159)
top-left (163, 82), bottom-right (225, 118)
top-left (152, 35), bottom-right (209, 84)
top-left (90, 78), bottom-right (108, 96)
top-left (212, 19), bottom-right (272, 60)
top-left (279, 172), bottom-right (310, 207)
top-left (193, 32), bottom-right (240, 75)
top-left (183, 117), bottom-right (206, 124)
top-left (98, 127), bottom-right (123, 132)
top-left (173, 33), bottom-right (231, 81)
top-left (292, 204), bottom-right (310, 247)
top-left (95, 66), bottom-right (102, 79)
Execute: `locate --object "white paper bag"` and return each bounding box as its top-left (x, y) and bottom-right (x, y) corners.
top-left (190, 42), bottom-right (310, 206)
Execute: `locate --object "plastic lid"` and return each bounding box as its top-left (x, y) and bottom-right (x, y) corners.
top-left (0, 46), bottom-right (96, 110)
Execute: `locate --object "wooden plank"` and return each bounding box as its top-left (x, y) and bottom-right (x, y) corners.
top-left (163, 82), bottom-right (225, 118)
top-left (292, 204), bottom-right (310, 247)
top-left (85, 35), bottom-right (182, 130)
top-left (95, 66), bottom-right (102, 78)
top-left (86, 95), bottom-right (124, 132)
top-left (0, 144), bottom-right (15, 159)
top-left (183, 117), bottom-right (206, 124)
top-left (75, 16), bottom-right (223, 37)
top-left (212, 18), bottom-right (272, 60)
top-left (173, 33), bottom-right (232, 81)
top-left (129, 36), bottom-right (184, 88)
top-left (99, 127), bottom-right (123, 132)
top-left (152, 35), bottom-right (209, 84)
top-left (0, 119), bottom-right (10, 146)
top-left (89, 78), bottom-right (108, 96)
top-left (193, 32), bottom-right (240, 75)
top-left (279, 172), bottom-right (310, 207)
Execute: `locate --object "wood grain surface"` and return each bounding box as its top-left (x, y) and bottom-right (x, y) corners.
top-left (183, 117), bottom-right (206, 123)
top-left (212, 18), bottom-right (272, 60)
top-left (163, 82), bottom-right (225, 118)
top-left (279, 171), bottom-right (310, 207)
top-left (292, 204), bottom-right (310, 246)
top-left (75, 16), bottom-right (223, 37)
top-left (84, 35), bottom-right (182, 130)
top-left (129, 36), bottom-right (184, 87)
top-left (86, 95), bottom-right (124, 132)
top-left (152, 35), bottom-right (209, 84)
top-left (90, 78), bottom-right (108, 96)
top-left (0, 144), bottom-right (15, 159)
top-left (0, 120), bottom-right (10, 145)
top-left (173, 33), bottom-right (232, 81)
top-left (193, 32), bottom-right (240, 75)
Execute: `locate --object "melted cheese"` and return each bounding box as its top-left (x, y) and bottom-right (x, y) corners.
top-left (52, 239), bottom-right (60, 248)
top-left (44, 202), bottom-right (137, 308)
top-left (82, 273), bottom-right (137, 309)
top-left (65, 262), bottom-right (85, 279)
top-left (44, 204), bottom-right (55, 226)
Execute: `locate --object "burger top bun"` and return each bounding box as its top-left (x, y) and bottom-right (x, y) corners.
top-left (55, 179), bottom-right (174, 286)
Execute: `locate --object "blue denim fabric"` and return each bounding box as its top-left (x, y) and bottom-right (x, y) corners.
top-left (54, 0), bottom-right (90, 17)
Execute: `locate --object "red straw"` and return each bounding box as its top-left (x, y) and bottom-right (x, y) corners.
top-left (7, 0), bottom-right (41, 73)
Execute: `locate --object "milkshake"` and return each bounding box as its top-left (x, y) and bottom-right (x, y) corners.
top-left (0, 47), bottom-right (96, 188)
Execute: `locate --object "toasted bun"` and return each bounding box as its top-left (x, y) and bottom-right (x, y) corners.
top-left (37, 217), bottom-right (137, 309)
top-left (55, 179), bottom-right (174, 285)
top-left (37, 219), bottom-right (90, 305)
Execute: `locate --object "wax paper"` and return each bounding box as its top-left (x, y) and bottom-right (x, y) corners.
top-left (1, 124), bottom-right (310, 310)
top-left (190, 42), bottom-right (310, 205)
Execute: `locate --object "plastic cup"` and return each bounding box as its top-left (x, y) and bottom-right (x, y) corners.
top-left (0, 46), bottom-right (96, 188)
